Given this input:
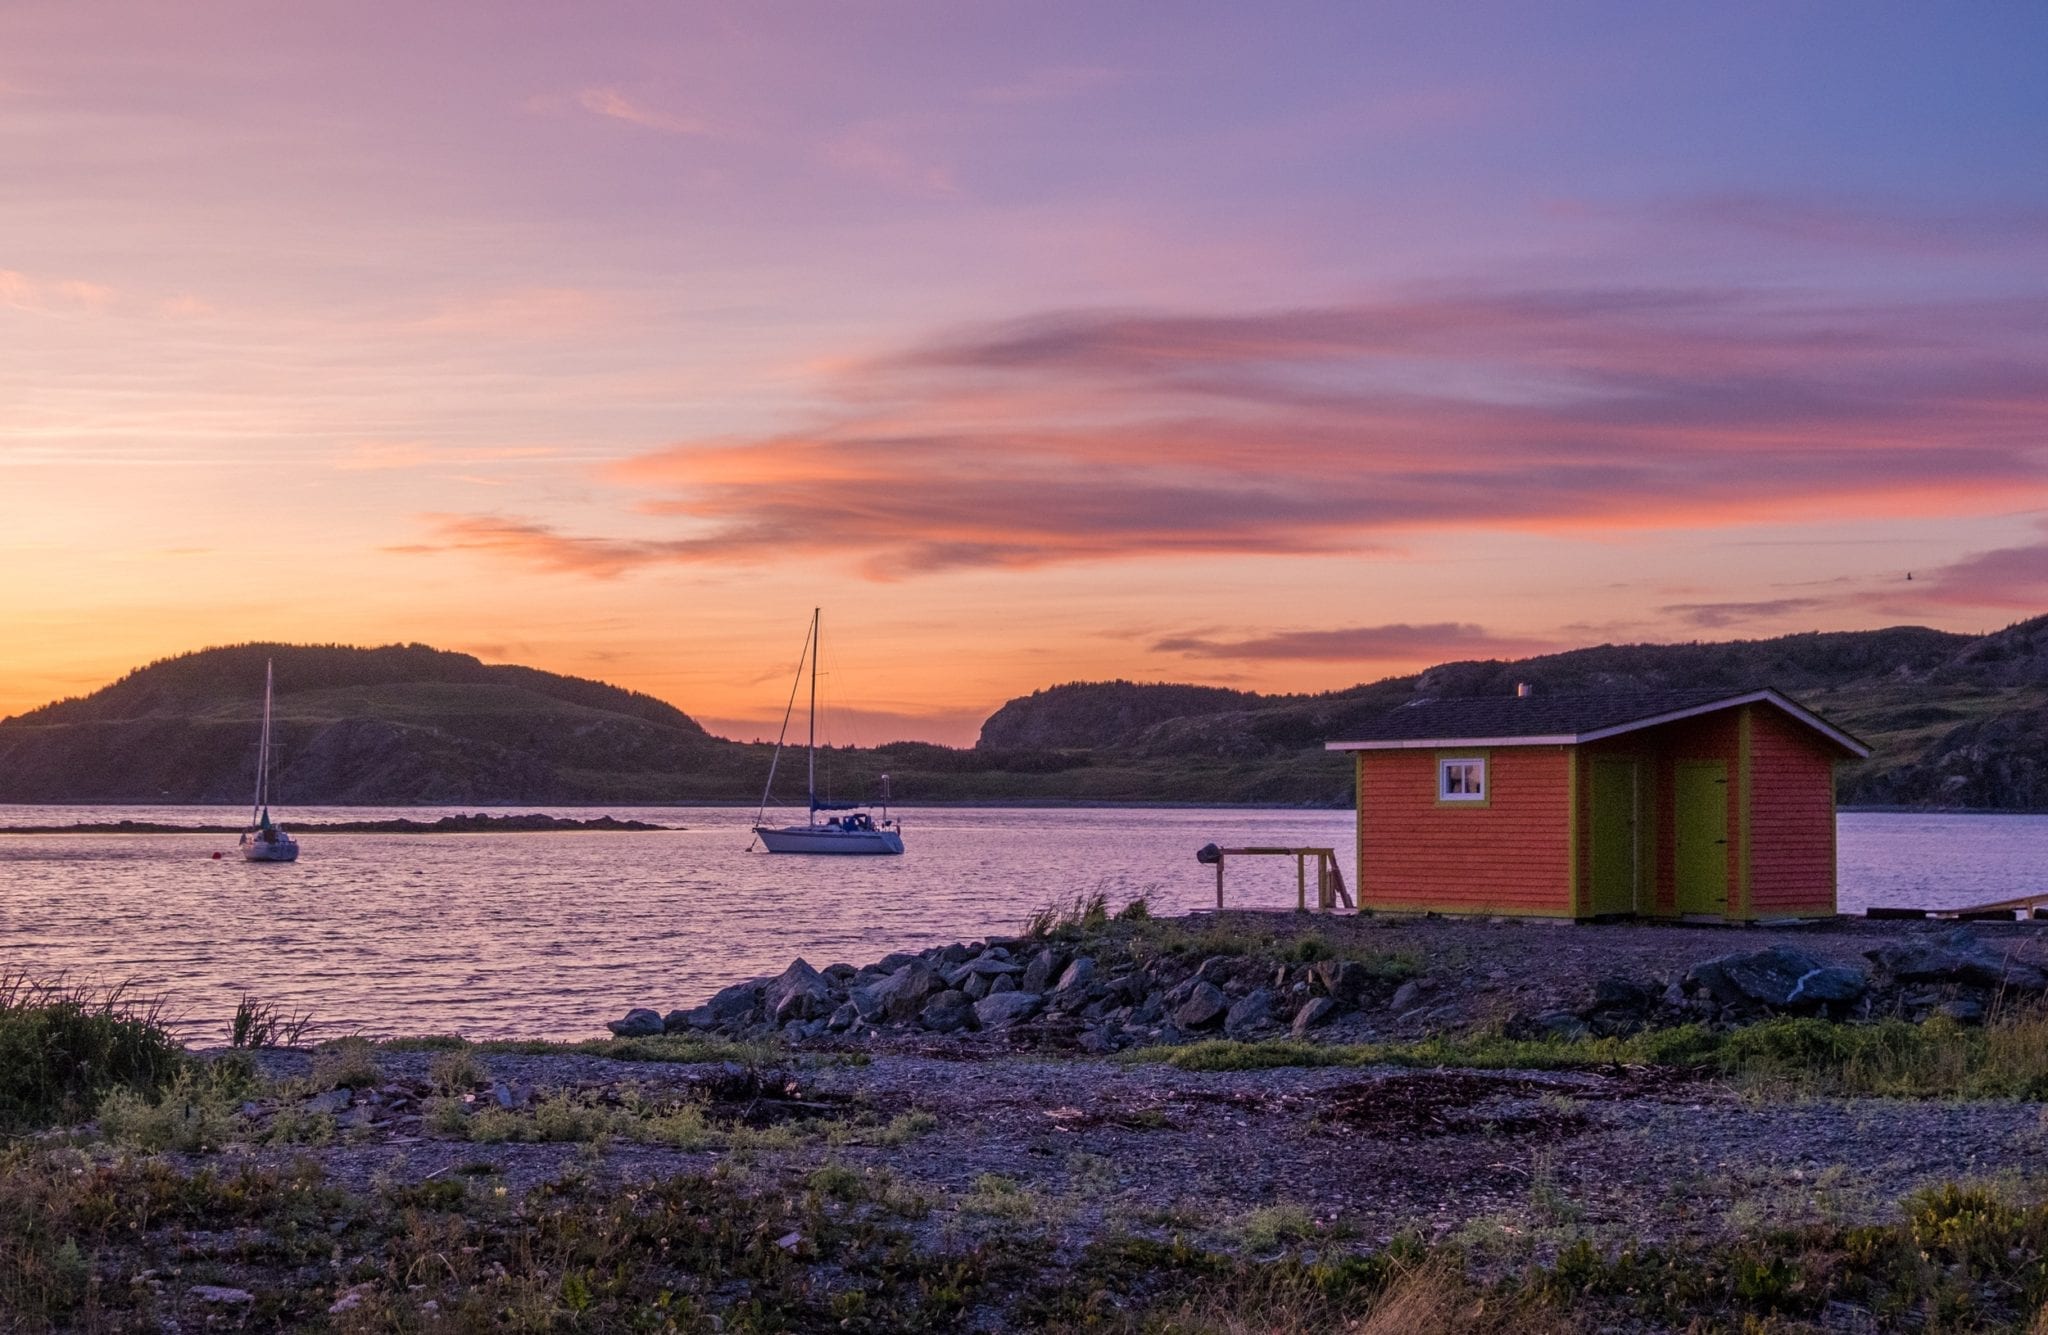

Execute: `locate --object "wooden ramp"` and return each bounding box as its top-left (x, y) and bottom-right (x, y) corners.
top-left (1198, 845), bottom-right (1353, 912)
top-left (1867, 891), bottom-right (2048, 922)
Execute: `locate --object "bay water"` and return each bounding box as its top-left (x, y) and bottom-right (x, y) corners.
top-left (0, 805), bottom-right (2039, 1040)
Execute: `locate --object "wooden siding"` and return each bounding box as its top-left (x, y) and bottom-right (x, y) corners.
top-left (1357, 747), bottom-right (1573, 914)
top-left (1744, 705), bottom-right (1840, 914)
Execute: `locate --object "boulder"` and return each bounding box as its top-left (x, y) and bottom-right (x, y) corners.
top-left (1938, 998), bottom-right (1987, 1024)
top-left (871, 960), bottom-right (944, 1021)
top-left (872, 952), bottom-right (921, 975)
top-left (1055, 956), bottom-right (1097, 995)
top-left (1173, 981), bottom-right (1228, 1029)
top-left (921, 990), bottom-right (976, 1033)
top-left (764, 959), bottom-right (835, 1025)
top-left (822, 963), bottom-right (858, 983)
top-left (702, 979), bottom-right (766, 1026)
top-left (1224, 987), bottom-right (1275, 1038)
top-left (1022, 948), bottom-right (1068, 993)
top-left (849, 984), bottom-right (889, 1022)
top-left (662, 1009), bottom-right (694, 1033)
top-left (1868, 929), bottom-right (2048, 991)
top-left (607, 1007), bottom-right (665, 1038)
top-left (988, 973), bottom-right (1020, 995)
top-left (826, 1002), bottom-right (859, 1033)
top-left (1291, 996), bottom-right (1337, 1037)
top-left (1687, 946), bottom-right (1864, 1008)
top-left (963, 971), bottom-right (993, 1001)
top-left (974, 990), bottom-right (1044, 1029)
top-left (1313, 959), bottom-right (1372, 1004)
top-left (1387, 980), bottom-right (1425, 1012)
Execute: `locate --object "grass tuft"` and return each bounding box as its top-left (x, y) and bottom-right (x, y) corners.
top-left (0, 974), bottom-right (186, 1132)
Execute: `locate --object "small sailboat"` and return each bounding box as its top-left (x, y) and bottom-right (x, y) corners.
top-left (751, 609), bottom-right (904, 855)
top-left (239, 658), bottom-right (300, 863)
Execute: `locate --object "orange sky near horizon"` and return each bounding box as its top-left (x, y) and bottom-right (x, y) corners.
top-left (3, 4), bottom-right (2045, 746)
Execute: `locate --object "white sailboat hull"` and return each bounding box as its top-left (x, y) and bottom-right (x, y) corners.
top-left (241, 833), bottom-right (299, 862)
top-left (753, 824), bottom-right (904, 855)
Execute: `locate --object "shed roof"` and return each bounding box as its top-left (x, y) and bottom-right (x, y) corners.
top-left (1324, 687), bottom-right (1869, 757)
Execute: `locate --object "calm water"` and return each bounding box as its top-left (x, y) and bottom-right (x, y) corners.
top-left (0, 806), bottom-right (2040, 1040)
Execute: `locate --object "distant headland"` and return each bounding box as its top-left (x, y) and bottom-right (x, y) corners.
top-left (1, 617), bottom-right (2045, 809)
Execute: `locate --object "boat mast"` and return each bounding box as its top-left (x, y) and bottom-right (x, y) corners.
top-left (252, 658), bottom-right (273, 824)
top-left (806, 607), bottom-right (819, 819)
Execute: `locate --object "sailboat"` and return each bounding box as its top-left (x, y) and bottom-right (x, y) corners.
top-left (751, 610), bottom-right (904, 855)
top-left (238, 658), bottom-right (300, 863)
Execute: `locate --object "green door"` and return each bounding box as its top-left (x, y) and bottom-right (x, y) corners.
top-left (1589, 757), bottom-right (1640, 916)
top-left (1675, 760), bottom-right (1729, 916)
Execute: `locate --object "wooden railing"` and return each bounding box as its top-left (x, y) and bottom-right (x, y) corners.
top-left (1198, 845), bottom-right (1353, 912)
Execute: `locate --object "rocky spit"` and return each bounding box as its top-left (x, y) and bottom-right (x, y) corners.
top-left (611, 917), bottom-right (2048, 1054)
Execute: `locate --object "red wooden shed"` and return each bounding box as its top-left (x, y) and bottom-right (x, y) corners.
top-left (1323, 688), bottom-right (1870, 921)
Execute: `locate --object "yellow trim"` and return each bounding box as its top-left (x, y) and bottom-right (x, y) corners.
top-left (1737, 708), bottom-right (1754, 919)
top-left (1565, 747), bottom-right (1581, 915)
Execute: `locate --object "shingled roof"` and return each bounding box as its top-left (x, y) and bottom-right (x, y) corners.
top-left (1324, 687), bottom-right (1869, 756)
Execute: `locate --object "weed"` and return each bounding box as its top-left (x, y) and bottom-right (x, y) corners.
top-left (1024, 890), bottom-right (1111, 939)
top-left (97, 1067), bottom-right (239, 1153)
top-left (227, 993), bottom-right (313, 1048)
top-left (0, 974), bottom-right (186, 1132)
top-left (428, 1047), bottom-right (488, 1093)
top-left (310, 1036), bottom-right (382, 1090)
top-left (964, 1172), bottom-right (1037, 1220)
top-left (1114, 894), bottom-right (1152, 922)
top-left (263, 1106), bottom-right (336, 1146)
top-left (1233, 1201), bottom-right (1317, 1251)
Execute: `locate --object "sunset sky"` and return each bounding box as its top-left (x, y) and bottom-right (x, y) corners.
top-left (3, 3), bottom-right (2045, 744)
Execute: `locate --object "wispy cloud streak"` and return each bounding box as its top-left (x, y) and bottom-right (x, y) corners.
top-left (411, 284), bottom-right (2048, 580)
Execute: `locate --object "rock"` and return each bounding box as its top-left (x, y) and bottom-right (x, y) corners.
top-left (871, 960), bottom-right (944, 1021)
top-left (936, 943), bottom-right (976, 965)
top-left (872, 952), bottom-right (920, 975)
top-left (1079, 1024), bottom-right (1120, 1054)
top-left (1313, 959), bottom-right (1371, 1004)
top-left (1534, 1011), bottom-right (1590, 1041)
top-left (1022, 948), bottom-right (1068, 993)
top-left (1790, 965), bottom-right (1868, 1004)
top-left (190, 1285), bottom-right (255, 1305)
top-left (1591, 977), bottom-right (1658, 1011)
top-left (964, 953), bottom-right (1023, 976)
top-left (764, 959), bottom-right (835, 1024)
top-left (1291, 996), bottom-right (1337, 1037)
top-left (1387, 980), bottom-right (1424, 1012)
top-left (662, 1009), bottom-right (694, 1033)
top-left (702, 979), bottom-right (766, 1026)
top-left (1868, 930), bottom-right (2048, 991)
top-left (304, 1088), bottom-right (352, 1116)
top-left (1224, 987), bottom-right (1275, 1037)
top-left (1196, 956), bottom-right (1235, 984)
top-left (1938, 998), bottom-right (1987, 1024)
top-left (1687, 947), bottom-right (1864, 1009)
top-left (1130, 994), bottom-right (1165, 1026)
top-left (963, 971), bottom-right (993, 1001)
top-left (921, 989), bottom-right (976, 1033)
top-left (822, 962), bottom-right (858, 983)
top-left (1055, 956), bottom-right (1097, 994)
top-left (1173, 981), bottom-right (1228, 1029)
top-left (491, 1082), bottom-right (528, 1111)
top-left (974, 990), bottom-right (1044, 1029)
top-left (826, 1002), bottom-right (859, 1032)
top-left (988, 973), bottom-right (1020, 994)
top-left (849, 984), bottom-right (889, 1022)
top-left (607, 1007), bottom-right (666, 1037)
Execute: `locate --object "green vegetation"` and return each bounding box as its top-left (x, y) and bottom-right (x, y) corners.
top-left (0, 976), bottom-right (186, 1133)
top-left (7, 617), bottom-right (2048, 806)
top-left (227, 993), bottom-right (314, 1049)
top-left (1131, 1010), bottom-right (2048, 1101)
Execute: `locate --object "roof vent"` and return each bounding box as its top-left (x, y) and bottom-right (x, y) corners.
top-left (1515, 682), bottom-right (1534, 698)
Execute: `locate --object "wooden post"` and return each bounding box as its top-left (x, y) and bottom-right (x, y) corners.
top-left (1215, 855), bottom-right (1224, 909)
top-left (1296, 853), bottom-right (1307, 912)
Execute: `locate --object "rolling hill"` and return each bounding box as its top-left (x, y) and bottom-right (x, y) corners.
top-left (2, 620), bottom-right (2046, 808)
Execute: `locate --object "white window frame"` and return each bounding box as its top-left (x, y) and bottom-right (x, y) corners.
top-left (1438, 757), bottom-right (1487, 802)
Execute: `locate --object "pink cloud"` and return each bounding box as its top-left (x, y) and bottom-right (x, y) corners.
top-left (408, 284), bottom-right (2048, 579)
top-left (572, 87), bottom-right (713, 137)
top-left (1154, 623), bottom-right (1554, 662)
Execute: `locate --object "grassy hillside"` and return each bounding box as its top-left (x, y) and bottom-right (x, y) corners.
top-left (3, 621), bottom-right (2046, 807)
